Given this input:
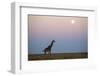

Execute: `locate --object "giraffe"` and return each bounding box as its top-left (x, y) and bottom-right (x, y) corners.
top-left (43, 40), bottom-right (55, 55)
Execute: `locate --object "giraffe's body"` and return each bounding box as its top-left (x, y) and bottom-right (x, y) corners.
top-left (43, 40), bottom-right (55, 55)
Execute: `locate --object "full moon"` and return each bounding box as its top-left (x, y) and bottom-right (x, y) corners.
top-left (71, 20), bottom-right (75, 24)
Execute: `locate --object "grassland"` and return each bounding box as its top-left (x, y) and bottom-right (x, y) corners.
top-left (28, 52), bottom-right (88, 61)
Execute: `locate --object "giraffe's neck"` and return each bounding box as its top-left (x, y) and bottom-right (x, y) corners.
top-left (50, 41), bottom-right (54, 48)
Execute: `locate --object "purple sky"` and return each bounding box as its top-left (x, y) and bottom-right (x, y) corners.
top-left (28, 15), bottom-right (88, 54)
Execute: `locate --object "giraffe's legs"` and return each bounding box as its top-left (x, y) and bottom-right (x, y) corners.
top-left (44, 49), bottom-right (52, 55)
top-left (48, 50), bottom-right (51, 55)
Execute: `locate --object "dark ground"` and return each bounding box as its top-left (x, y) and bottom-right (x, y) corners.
top-left (28, 52), bottom-right (88, 61)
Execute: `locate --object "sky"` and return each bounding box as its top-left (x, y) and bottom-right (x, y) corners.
top-left (28, 15), bottom-right (88, 54)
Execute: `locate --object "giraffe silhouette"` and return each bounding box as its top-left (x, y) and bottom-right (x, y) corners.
top-left (43, 40), bottom-right (55, 55)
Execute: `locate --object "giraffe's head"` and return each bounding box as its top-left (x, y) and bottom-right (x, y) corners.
top-left (52, 40), bottom-right (56, 43)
